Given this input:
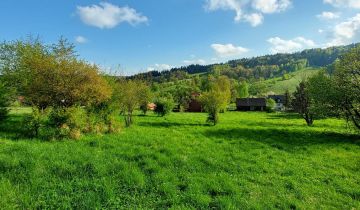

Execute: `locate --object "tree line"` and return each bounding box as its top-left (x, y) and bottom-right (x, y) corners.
top-left (129, 43), bottom-right (360, 83)
top-left (0, 37), bottom-right (359, 140)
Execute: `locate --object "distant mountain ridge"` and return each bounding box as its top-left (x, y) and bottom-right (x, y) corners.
top-left (130, 43), bottom-right (360, 82)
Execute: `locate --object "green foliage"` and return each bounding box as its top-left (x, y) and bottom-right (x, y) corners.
top-left (249, 82), bottom-right (266, 97)
top-left (237, 81), bottom-right (249, 98)
top-left (252, 68), bottom-right (321, 95)
top-left (116, 79), bottom-right (151, 127)
top-left (171, 83), bottom-right (193, 111)
top-left (22, 108), bottom-right (47, 138)
top-left (154, 97), bottom-right (175, 117)
top-left (291, 81), bottom-right (314, 126)
top-left (284, 89), bottom-right (292, 110)
top-left (307, 71), bottom-right (337, 118)
top-left (130, 43), bottom-right (360, 83)
top-left (46, 107), bottom-right (87, 140)
top-left (0, 38), bottom-right (112, 109)
top-left (266, 98), bottom-right (276, 113)
top-left (333, 47), bottom-right (360, 130)
top-left (282, 73), bottom-right (290, 80)
top-left (0, 81), bottom-right (11, 122)
top-left (139, 86), bottom-right (153, 115)
top-left (22, 107), bottom-right (104, 140)
top-left (200, 76), bottom-right (231, 125)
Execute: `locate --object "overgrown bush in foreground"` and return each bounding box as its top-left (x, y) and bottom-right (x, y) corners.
top-left (0, 37), bottom-right (115, 139)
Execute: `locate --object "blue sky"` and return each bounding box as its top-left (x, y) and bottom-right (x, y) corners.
top-left (1, 0), bottom-right (360, 75)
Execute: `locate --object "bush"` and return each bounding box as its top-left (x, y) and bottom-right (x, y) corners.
top-left (266, 98), bottom-right (276, 113)
top-left (23, 105), bottom-right (120, 140)
top-left (0, 82), bottom-right (11, 122)
top-left (154, 97), bottom-right (175, 117)
top-left (140, 103), bottom-right (148, 115)
top-left (22, 108), bottom-right (48, 138)
top-left (46, 107), bottom-right (87, 139)
top-left (0, 108), bottom-right (8, 122)
top-left (86, 102), bottom-right (121, 134)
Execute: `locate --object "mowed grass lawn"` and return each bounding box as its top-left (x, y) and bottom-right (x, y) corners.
top-left (0, 110), bottom-right (359, 209)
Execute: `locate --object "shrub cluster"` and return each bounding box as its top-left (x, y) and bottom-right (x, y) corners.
top-left (23, 106), bottom-right (120, 140)
top-left (154, 97), bottom-right (175, 117)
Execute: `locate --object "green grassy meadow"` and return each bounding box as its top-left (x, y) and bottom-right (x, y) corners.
top-left (259, 68), bottom-right (321, 94)
top-left (0, 110), bottom-right (359, 209)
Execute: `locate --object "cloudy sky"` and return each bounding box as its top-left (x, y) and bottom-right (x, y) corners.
top-left (1, 0), bottom-right (360, 75)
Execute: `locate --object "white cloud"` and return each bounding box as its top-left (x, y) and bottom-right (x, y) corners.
top-left (324, 0), bottom-right (360, 9)
top-left (326, 13), bottom-right (360, 46)
top-left (75, 36), bottom-right (88, 44)
top-left (243, 13), bottom-right (264, 27)
top-left (317, 11), bottom-right (340, 20)
top-left (205, 0), bottom-right (291, 26)
top-left (267, 37), bottom-right (316, 53)
top-left (77, 2), bottom-right (148, 29)
top-left (183, 59), bottom-right (207, 65)
top-left (147, 64), bottom-right (172, 71)
top-left (252, 0), bottom-right (291, 14)
top-left (211, 43), bottom-right (249, 57)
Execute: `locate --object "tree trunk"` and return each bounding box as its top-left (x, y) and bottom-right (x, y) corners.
top-left (304, 113), bottom-right (313, 126)
top-left (125, 112), bottom-right (133, 127)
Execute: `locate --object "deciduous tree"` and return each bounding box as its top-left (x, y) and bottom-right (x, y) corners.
top-left (238, 81), bottom-right (249, 98)
top-left (116, 80), bottom-right (150, 127)
top-left (200, 76), bottom-right (231, 125)
top-left (292, 81), bottom-right (314, 126)
top-left (333, 47), bottom-right (360, 130)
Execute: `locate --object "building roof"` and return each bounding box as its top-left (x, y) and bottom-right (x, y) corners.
top-left (236, 98), bottom-right (266, 107)
top-left (268, 95), bottom-right (285, 103)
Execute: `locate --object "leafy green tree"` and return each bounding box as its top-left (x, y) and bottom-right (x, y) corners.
top-left (307, 71), bottom-right (337, 118)
top-left (154, 97), bottom-right (175, 117)
top-left (237, 81), bottom-right (249, 98)
top-left (172, 83), bottom-right (193, 111)
top-left (0, 38), bottom-right (112, 110)
top-left (229, 79), bottom-right (238, 103)
top-left (291, 81), bottom-right (314, 126)
top-left (200, 76), bottom-right (231, 125)
top-left (284, 89), bottom-right (292, 110)
top-left (139, 85), bottom-right (152, 115)
top-left (117, 80), bottom-right (150, 127)
top-left (333, 47), bottom-right (360, 130)
top-left (249, 82), bottom-right (266, 97)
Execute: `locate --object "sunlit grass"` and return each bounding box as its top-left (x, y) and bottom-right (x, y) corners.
top-left (0, 111), bottom-right (359, 209)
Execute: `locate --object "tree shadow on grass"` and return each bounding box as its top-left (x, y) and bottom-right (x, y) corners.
top-left (204, 127), bottom-right (360, 149)
top-left (135, 114), bottom-right (159, 117)
top-left (138, 121), bottom-right (209, 128)
top-left (0, 114), bottom-right (25, 140)
top-left (266, 113), bottom-right (302, 120)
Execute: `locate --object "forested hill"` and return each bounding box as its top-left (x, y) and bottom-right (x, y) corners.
top-left (130, 43), bottom-right (360, 82)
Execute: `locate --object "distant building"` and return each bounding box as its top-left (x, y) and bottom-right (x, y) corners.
top-left (236, 98), bottom-right (267, 111)
top-left (268, 95), bottom-right (286, 111)
top-left (147, 103), bottom-right (156, 111)
top-left (186, 93), bottom-right (202, 112)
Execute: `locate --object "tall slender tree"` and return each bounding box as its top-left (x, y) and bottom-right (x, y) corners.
top-left (292, 81), bottom-right (314, 126)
